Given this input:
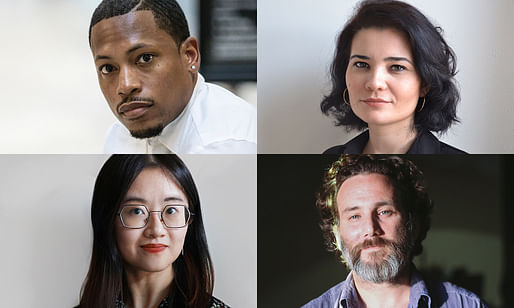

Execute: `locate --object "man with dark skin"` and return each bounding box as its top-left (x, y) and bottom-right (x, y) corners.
top-left (89, 0), bottom-right (256, 154)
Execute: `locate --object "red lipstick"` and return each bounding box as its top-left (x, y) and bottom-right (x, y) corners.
top-left (141, 243), bottom-right (167, 253)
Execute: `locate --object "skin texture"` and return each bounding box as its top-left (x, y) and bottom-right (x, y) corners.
top-left (337, 173), bottom-right (403, 265)
top-left (345, 28), bottom-right (427, 153)
top-left (336, 173), bottom-right (410, 308)
top-left (90, 10), bottom-right (200, 139)
top-left (115, 167), bottom-right (189, 308)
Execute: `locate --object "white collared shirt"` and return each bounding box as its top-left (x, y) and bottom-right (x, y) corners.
top-left (104, 74), bottom-right (256, 154)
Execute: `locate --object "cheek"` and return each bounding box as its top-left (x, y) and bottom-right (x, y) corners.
top-left (115, 227), bottom-right (140, 257)
top-left (395, 77), bottom-right (422, 102)
top-left (168, 228), bottom-right (188, 254)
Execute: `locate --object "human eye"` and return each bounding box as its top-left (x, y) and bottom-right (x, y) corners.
top-left (99, 64), bottom-right (116, 75)
top-left (349, 214), bottom-right (360, 221)
top-left (378, 209), bottom-right (393, 216)
top-left (164, 206), bottom-right (179, 215)
top-left (391, 64), bottom-right (406, 72)
top-left (136, 53), bottom-right (154, 64)
top-left (353, 61), bottom-right (369, 69)
top-left (124, 206), bottom-right (146, 216)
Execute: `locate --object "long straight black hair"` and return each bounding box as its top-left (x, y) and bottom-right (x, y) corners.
top-left (79, 155), bottom-right (214, 307)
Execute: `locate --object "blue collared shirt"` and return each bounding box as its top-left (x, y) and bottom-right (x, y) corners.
top-left (302, 270), bottom-right (488, 308)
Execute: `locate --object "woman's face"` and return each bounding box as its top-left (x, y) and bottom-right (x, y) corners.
top-left (115, 167), bottom-right (189, 274)
top-left (345, 27), bottom-right (425, 129)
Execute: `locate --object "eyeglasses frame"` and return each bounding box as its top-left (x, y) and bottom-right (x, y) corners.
top-left (117, 204), bottom-right (195, 229)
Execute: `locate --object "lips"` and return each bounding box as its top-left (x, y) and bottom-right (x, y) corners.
top-left (362, 98), bottom-right (391, 105)
top-left (141, 243), bottom-right (168, 253)
top-left (118, 101), bottom-right (154, 120)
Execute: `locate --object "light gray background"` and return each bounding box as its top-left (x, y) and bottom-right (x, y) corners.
top-left (258, 0), bottom-right (514, 153)
top-left (0, 155), bottom-right (256, 308)
top-left (0, 0), bottom-right (256, 153)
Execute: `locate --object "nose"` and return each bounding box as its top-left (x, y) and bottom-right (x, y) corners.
top-left (365, 67), bottom-right (387, 91)
top-left (117, 66), bottom-right (141, 97)
top-left (362, 215), bottom-right (383, 238)
top-left (143, 211), bottom-right (166, 238)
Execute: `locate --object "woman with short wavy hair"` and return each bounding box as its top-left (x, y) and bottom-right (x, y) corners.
top-left (322, 0), bottom-right (465, 154)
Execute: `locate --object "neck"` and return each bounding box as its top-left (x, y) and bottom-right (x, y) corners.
top-left (352, 267), bottom-right (411, 308)
top-left (364, 121), bottom-right (417, 154)
top-left (124, 265), bottom-right (174, 308)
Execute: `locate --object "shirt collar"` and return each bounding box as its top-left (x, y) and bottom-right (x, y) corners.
top-left (338, 268), bottom-right (432, 308)
top-left (147, 74), bottom-right (206, 153)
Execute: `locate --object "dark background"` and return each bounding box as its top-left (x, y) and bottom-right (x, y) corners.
top-left (200, 0), bottom-right (257, 81)
top-left (258, 155), bottom-right (514, 308)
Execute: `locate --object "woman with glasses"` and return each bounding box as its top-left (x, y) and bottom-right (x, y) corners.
top-left (77, 155), bottom-right (228, 308)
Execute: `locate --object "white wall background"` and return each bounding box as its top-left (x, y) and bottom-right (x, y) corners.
top-left (258, 0), bottom-right (514, 153)
top-left (0, 154), bottom-right (256, 308)
top-left (0, 0), bottom-right (256, 153)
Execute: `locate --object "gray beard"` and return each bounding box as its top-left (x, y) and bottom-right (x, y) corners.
top-left (341, 232), bottom-right (411, 283)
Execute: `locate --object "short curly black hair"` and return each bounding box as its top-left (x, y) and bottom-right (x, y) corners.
top-left (321, 0), bottom-right (459, 133)
top-left (88, 0), bottom-right (190, 48)
top-left (317, 155), bottom-right (433, 264)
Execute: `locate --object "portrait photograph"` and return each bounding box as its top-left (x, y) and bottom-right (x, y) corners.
top-left (258, 0), bottom-right (514, 153)
top-left (0, 154), bottom-right (256, 307)
top-left (258, 154), bottom-right (512, 307)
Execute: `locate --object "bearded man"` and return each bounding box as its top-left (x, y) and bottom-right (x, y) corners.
top-left (303, 155), bottom-right (487, 308)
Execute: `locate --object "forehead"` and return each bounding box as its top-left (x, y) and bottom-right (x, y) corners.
top-left (350, 27), bottom-right (413, 59)
top-left (336, 173), bottom-right (395, 211)
top-left (127, 167), bottom-right (186, 199)
top-left (90, 10), bottom-right (176, 56)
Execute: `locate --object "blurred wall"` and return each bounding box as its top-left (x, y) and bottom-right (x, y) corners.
top-left (0, 154), bottom-right (257, 308)
top-left (258, 0), bottom-right (514, 153)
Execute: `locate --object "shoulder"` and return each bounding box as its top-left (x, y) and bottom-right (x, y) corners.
top-left (428, 280), bottom-right (488, 307)
top-left (202, 81), bottom-right (256, 116)
top-left (409, 130), bottom-right (467, 154)
top-left (302, 280), bottom-right (346, 308)
top-left (322, 131), bottom-right (369, 154)
top-left (190, 80), bottom-right (257, 148)
top-left (209, 296), bottom-right (230, 308)
top-left (438, 140), bottom-right (467, 154)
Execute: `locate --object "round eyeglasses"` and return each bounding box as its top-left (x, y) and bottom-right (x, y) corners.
top-left (118, 205), bottom-right (194, 229)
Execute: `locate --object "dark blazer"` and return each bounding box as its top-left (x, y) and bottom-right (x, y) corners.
top-left (323, 130), bottom-right (466, 154)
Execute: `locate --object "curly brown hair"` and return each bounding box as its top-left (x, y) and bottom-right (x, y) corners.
top-left (317, 155), bottom-right (433, 264)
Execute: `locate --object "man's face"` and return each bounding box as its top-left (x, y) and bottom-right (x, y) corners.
top-left (90, 10), bottom-right (199, 138)
top-left (336, 173), bottom-right (411, 283)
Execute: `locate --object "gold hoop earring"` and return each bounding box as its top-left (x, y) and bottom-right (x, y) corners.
top-left (343, 88), bottom-right (350, 105)
top-left (418, 97), bottom-right (426, 112)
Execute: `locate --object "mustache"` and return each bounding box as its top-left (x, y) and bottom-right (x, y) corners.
top-left (353, 237), bottom-right (395, 253)
top-left (117, 96), bottom-right (155, 112)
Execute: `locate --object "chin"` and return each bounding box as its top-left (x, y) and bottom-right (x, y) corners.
top-left (137, 260), bottom-right (173, 273)
top-left (128, 123), bottom-right (165, 139)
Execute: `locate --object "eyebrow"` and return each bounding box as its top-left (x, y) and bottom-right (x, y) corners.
top-left (121, 196), bottom-right (185, 204)
top-left (350, 54), bottom-right (413, 64)
top-left (342, 200), bottom-right (395, 212)
top-left (94, 43), bottom-right (149, 61)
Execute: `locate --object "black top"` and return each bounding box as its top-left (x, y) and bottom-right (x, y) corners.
top-left (75, 295), bottom-right (229, 308)
top-left (323, 130), bottom-right (466, 154)
top-left (114, 296), bottom-right (229, 308)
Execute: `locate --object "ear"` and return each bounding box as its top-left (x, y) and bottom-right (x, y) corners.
top-left (180, 37), bottom-right (200, 73)
top-left (419, 84), bottom-right (430, 97)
